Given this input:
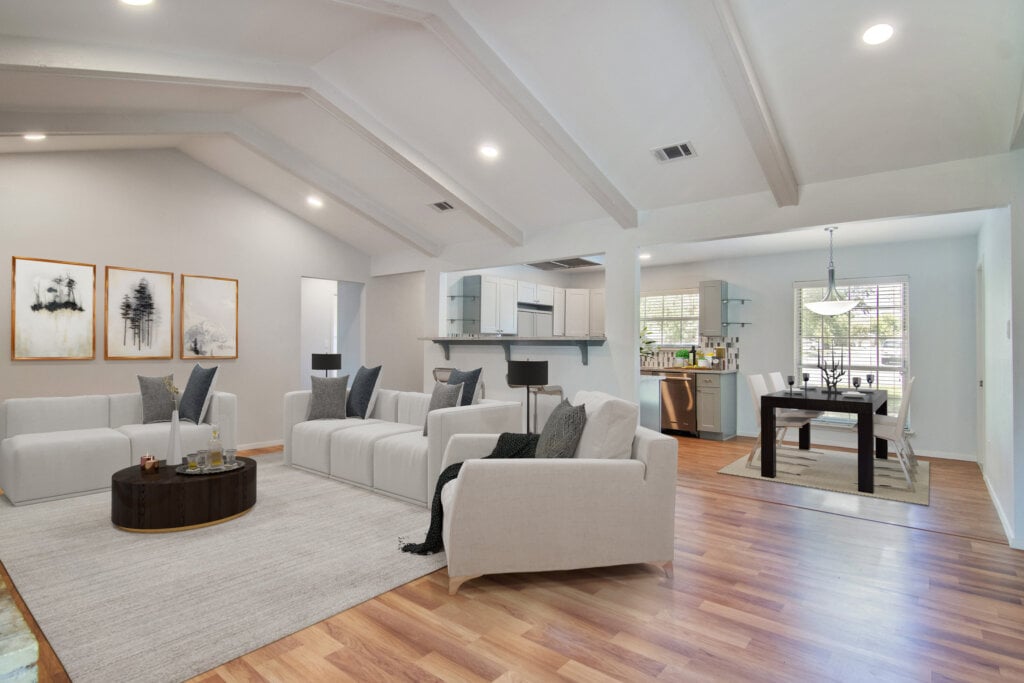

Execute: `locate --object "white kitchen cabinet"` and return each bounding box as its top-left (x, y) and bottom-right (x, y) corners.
top-left (589, 288), bottom-right (605, 336)
top-left (481, 276), bottom-right (518, 334)
top-left (699, 280), bottom-right (725, 338)
top-left (517, 310), bottom-right (553, 337)
top-left (564, 288), bottom-right (590, 336)
top-left (517, 280), bottom-right (536, 305)
top-left (553, 287), bottom-right (565, 336)
top-left (536, 284), bottom-right (554, 307)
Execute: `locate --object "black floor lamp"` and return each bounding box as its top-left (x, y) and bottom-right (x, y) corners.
top-left (507, 360), bottom-right (548, 433)
top-left (312, 353), bottom-right (341, 377)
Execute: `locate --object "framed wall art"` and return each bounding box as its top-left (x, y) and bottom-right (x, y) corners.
top-left (181, 274), bottom-right (238, 359)
top-left (104, 266), bottom-right (174, 360)
top-left (11, 256), bottom-right (96, 360)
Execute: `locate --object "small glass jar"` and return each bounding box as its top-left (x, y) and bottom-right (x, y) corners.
top-left (208, 426), bottom-right (224, 468)
top-left (185, 452), bottom-right (199, 471)
top-left (196, 449), bottom-right (209, 470)
top-left (224, 449), bottom-right (237, 466)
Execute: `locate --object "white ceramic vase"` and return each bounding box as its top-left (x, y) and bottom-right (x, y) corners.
top-left (166, 409), bottom-right (183, 465)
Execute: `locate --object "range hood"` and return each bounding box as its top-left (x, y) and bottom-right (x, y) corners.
top-left (527, 255), bottom-right (604, 271)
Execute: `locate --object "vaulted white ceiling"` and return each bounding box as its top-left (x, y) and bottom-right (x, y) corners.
top-left (1, 0), bottom-right (1021, 262)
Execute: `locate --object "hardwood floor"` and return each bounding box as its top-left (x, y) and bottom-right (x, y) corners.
top-left (9, 438), bottom-right (1023, 682)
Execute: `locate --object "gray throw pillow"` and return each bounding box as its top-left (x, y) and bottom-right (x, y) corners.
top-left (308, 375), bottom-right (350, 420)
top-left (535, 399), bottom-right (588, 458)
top-left (178, 364), bottom-right (219, 424)
top-left (423, 382), bottom-right (463, 436)
top-left (447, 368), bottom-right (481, 406)
top-left (138, 374), bottom-right (176, 424)
top-left (346, 365), bottom-right (382, 418)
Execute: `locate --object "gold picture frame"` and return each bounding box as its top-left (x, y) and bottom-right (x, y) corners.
top-left (11, 256), bottom-right (96, 361)
top-left (180, 274), bottom-right (238, 359)
top-left (104, 266), bottom-right (174, 360)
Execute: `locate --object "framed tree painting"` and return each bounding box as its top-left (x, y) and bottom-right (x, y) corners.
top-left (104, 266), bottom-right (174, 360)
top-left (181, 274), bottom-right (238, 359)
top-left (11, 256), bottom-right (96, 360)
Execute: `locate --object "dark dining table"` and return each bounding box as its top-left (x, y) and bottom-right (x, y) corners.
top-left (761, 387), bottom-right (889, 493)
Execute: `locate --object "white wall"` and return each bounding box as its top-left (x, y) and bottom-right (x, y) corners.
top-left (640, 235), bottom-right (979, 459)
top-left (337, 280), bottom-right (364, 381)
top-left (0, 149), bottom-right (371, 447)
top-left (300, 277), bottom-right (339, 388)
top-left (364, 271), bottom-right (425, 391)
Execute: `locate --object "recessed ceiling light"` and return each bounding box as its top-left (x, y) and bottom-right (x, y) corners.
top-left (306, 195), bottom-right (324, 209)
top-left (862, 24), bottom-right (894, 45)
top-left (638, 253), bottom-right (652, 260)
top-left (120, 0), bottom-right (154, 6)
top-left (478, 144), bottom-right (500, 160)
top-left (22, 133), bottom-right (47, 141)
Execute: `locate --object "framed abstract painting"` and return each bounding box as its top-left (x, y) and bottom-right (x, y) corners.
top-left (11, 256), bottom-right (96, 360)
top-left (104, 266), bottom-right (174, 360)
top-left (181, 274), bottom-right (238, 359)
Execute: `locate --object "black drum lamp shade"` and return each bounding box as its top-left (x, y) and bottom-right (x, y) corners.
top-left (312, 353), bottom-right (342, 377)
top-left (507, 360), bottom-right (548, 433)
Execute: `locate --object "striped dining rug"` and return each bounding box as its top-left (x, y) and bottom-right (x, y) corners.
top-left (719, 448), bottom-right (929, 505)
top-left (0, 454), bottom-right (445, 682)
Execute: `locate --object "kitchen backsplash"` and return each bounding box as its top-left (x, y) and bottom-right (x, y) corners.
top-left (641, 337), bottom-right (741, 370)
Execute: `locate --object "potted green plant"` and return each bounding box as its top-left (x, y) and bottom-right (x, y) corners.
top-left (674, 349), bottom-right (689, 367)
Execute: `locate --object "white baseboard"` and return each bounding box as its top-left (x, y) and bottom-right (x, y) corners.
top-left (982, 472), bottom-right (1015, 547)
top-left (238, 439), bottom-right (283, 451)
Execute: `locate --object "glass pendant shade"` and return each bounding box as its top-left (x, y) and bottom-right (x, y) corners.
top-left (804, 228), bottom-right (859, 316)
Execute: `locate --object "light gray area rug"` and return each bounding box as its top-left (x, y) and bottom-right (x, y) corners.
top-left (719, 448), bottom-right (929, 505)
top-left (0, 454), bottom-right (445, 682)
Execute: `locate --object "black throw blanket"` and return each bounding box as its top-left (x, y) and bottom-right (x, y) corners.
top-left (401, 432), bottom-right (538, 555)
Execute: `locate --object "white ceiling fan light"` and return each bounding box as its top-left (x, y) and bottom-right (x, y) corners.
top-left (478, 143), bottom-right (500, 160)
top-left (804, 227), bottom-right (860, 316)
top-left (306, 195), bottom-right (324, 209)
top-left (120, 0), bottom-right (155, 6)
top-left (862, 23), bottom-right (894, 45)
top-left (22, 133), bottom-right (47, 141)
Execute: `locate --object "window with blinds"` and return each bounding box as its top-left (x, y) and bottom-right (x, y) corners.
top-left (641, 289), bottom-right (700, 346)
top-left (794, 277), bottom-right (909, 419)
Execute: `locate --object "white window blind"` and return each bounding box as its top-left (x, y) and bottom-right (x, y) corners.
top-left (794, 276), bottom-right (909, 419)
top-left (641, 289), bottom-right (700, 346)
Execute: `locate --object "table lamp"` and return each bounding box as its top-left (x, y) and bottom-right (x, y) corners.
top-left (507, 360), bottom-right (549, 433)
top-left (311, 353), bottom-right (342, 377)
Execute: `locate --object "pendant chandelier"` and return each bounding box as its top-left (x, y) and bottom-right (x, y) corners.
top-left (804, 227), bottom-right (859, 316)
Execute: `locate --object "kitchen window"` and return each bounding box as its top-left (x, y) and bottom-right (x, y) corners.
top-left (793, 276), bottom-right (909, 420)
top-left (641, 289), bottom-right (700, 347)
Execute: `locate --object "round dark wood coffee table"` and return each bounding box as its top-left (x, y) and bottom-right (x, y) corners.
top-left (111, 457), bottom-right (257, 532)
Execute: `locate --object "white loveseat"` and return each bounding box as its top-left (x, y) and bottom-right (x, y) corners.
top-left (437, 391), bottom-right (678, 594)
top-left (0, 392), bottom-right (237, 505)
top-left (283, 388), bottom-right (520, 505)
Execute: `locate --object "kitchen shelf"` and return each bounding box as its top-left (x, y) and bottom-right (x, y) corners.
top-left (427, 336), bottom-right (606, 365)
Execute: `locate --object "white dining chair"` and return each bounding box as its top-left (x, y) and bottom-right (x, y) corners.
top-left (872, 376), bottom-right (916, 490)
top-left (745, 373), bottom-right (816, 467)
top-left (768, 371), bottom-right (824, 421)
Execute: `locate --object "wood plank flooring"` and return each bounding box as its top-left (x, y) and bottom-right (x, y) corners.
top-left (7, 438), bottom-right (1022, 682)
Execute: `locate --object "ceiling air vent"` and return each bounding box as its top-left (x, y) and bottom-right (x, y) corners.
top-left (652, 141), bottom-right (695, 162)
top-left (527, 255), bottom-right (604, 271)
top-left (430, 200), bottom-right (455, 212)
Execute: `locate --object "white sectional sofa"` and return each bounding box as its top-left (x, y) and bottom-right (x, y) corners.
top-left (284, 388), bottom-right (520, 505)
top-left (0, 392), bottom-right (237, 505)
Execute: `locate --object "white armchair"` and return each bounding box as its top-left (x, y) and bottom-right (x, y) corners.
top-left (438, 421), bottom-right (677, 594)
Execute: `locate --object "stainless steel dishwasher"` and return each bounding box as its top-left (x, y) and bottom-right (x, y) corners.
top-left (660, 372), bottom-right (697, 434)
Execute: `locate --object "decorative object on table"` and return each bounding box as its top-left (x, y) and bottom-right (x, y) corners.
top-left (208, 425), bottom-right (224, 468)
top-left (802, 372), bottom-right (810, 391)
top-left (166, 409), bottom-right (184, 466)
top-left (816, 343), bottom-right (846, 393)
top-left (866, 373), bottom-right (875, 390)
top-left (140, 453), bottom-right (159, 473)
top-left (224, 449), bottom-right (237, 466)
top-left (447, 367), bottom-right (482, 405)
top-left (346, 364), bottom-right (382, 418)
top-left (184, 452), bottom-right (199, 471)
top-left (852, 376), bottom-right (862, 390)
top-left (178, 363), bottom-right (219, 423)
top-left (423, 381), bottom-right (464, 435)
top-left (787, 375), bottom-right (795, 394)
top-left (804, 227), bottom-right (860, 316)
top-left (507, 359), bottom-right (549, 433)
top-left (180, 274), bottom-right (238, 359)
top-left (311, 353), bottom-right (341, 377)
top-left (11, 256), bottom-right (96, 360)
top-left (307, 375), bottom-right (350, 420)
top-left (104, 266), bottom-right (173, 360)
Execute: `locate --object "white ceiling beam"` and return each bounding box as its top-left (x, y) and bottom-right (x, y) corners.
top-left (330, 0), bottom-right (640, 229)
top-left (0, 109), bottom-right (441, 256)
top-left (306, 77), bottom-right (523, 246)
top-left (694, 0), bottom-right (800, 207)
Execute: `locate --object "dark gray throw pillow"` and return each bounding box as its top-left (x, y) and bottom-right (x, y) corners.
top-left (308, 375), bottom-right (350, 420)
top-left (423, 382), bottom-right (463, 436)
top-left (535, 399), bottom-right (588, 458)
top-left (447, 367), bottom-right (481, 406)
top-left (138, 374), bottom-right (176, 424)
top-left (346, 365), bottom-right (382, 418)
top-left (178, 364), bottom-right (219, 424)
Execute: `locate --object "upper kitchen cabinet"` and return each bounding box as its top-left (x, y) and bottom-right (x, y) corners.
top-left (564, 288), bottom-right (590, 336)
top-left (699, 280), bottom-right (725, 337)
top-left (553, 287), bottom-right (565, 336)
top-left (481, 276), bottom-right (518, 334)
top-left (517, 281), bottom-right (555, 307)
top-left (589, 289), bottom-right (605, 336)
